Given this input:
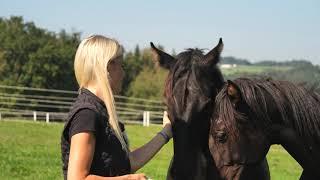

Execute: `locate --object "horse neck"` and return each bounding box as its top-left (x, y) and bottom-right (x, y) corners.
top-left (191, 104), bottom-right (215, 148)
top-left (258, 86), bottom-right (320, 148)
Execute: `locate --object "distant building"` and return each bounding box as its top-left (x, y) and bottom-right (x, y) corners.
top-left (219, 64), bottom-right (237, 69)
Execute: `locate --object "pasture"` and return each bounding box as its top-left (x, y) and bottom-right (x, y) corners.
top-left (220, 65), bottom-right (292, 76)
top-left (0, 120), bottom-right (302, 180)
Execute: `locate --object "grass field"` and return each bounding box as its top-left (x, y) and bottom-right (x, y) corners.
top-left (0, 120), bottom-right (302, 180)
top-left (221, 65), bottom-right (292, 76)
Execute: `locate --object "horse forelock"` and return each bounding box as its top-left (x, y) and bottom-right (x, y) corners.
top-left (214, 86), bottom-right (243, 141)
top-left (164, 49), bottom-right (202, 109)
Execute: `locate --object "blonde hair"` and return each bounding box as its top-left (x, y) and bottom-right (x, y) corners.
top-left (74, 35), bottom-right (127, 151)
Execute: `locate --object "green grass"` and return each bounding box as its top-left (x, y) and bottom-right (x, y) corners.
top-left (0, 120), bottom-right (302, 179)
top-left (221, 65), bottom-right (293, 76)
top-left (0, 120), bottom-right (62, 180)
top-left (126, 124), bottom-right (173, 179)
top-left (267, 145), bottom-right (302, 180)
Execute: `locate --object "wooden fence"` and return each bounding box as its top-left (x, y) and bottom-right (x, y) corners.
top-left (0, 85), bottom-right (165, 125)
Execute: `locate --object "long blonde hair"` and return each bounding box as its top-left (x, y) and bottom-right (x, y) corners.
top-left (74, 35), bottom-right (127, 151)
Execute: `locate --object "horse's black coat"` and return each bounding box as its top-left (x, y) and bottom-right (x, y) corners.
top-left (210, 78), bottom-right (320, 179)
top-left (151, 39), bottom-right (224, 180)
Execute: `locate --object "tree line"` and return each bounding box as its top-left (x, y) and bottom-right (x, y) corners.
top-left (0, 16), bottom-right (319, 101)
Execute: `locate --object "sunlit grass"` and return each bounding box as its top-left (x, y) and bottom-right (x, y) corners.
top-left (221, 65), bottom-right (292, 76)
top-left (0, 120), bottom-right (302, 179)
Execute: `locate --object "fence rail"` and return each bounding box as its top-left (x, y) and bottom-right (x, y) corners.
top-left (0, 85), bottom-right (165, 125)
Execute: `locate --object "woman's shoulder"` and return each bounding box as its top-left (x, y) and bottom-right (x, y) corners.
top-left (74, 108), bottom-right (99, 120)
top-left (68, 109), bottom-right (100, 138)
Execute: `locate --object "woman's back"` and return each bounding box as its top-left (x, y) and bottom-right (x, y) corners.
top-left (61, 88), bottom-right (130, 179)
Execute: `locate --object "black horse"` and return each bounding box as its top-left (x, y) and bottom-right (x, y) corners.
top-left (150, 39), bottom-right (224, 179)
top-left (150, 40), bottom-right (270, 179)
top-left (209, 78), bottom-right (320, 179)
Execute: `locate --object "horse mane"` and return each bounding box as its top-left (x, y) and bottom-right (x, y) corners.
top-left (216, 77), bottom-right (320, 144)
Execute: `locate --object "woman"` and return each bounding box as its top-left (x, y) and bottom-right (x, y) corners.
top-left (61, 35), bottom-right (172, 180)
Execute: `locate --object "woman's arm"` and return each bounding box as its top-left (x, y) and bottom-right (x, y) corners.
top-left (68, 132), bottom-right (146, 180)
top-left (129, 112), bottom-right (172, 172)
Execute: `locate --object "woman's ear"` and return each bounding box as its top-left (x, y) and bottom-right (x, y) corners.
top-left (227, 80), bottom-right (241, 104)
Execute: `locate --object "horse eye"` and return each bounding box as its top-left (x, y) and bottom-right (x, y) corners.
top-left (215, 131), bottom-right (228, 143)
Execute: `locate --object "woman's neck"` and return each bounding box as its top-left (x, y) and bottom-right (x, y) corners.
top-left (85, 83), bottom-right (104, 102)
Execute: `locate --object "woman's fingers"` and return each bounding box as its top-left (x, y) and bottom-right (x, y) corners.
top-left (125, 173), bottom-right (148, 180)
top-left (162, 111), bottom-right (171, 126)
top-left (162, 111), bottom-right (173, 139)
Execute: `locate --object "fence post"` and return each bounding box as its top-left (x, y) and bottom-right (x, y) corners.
top-left (33, 111), bottom-right (37, 122)
top-left (143, 111), bottom-right (146, 126)
top-left (46, 113), bottom-right (50, 123)
top-left (146, 111), bottom-right (150, 127)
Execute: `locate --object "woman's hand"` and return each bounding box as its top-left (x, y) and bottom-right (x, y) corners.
top-left (162, 111), bottom-right (172, 139)
top-left (123, 173), bottom-right (148, 180)
top-left (86, 173), bottom-right (148, 180)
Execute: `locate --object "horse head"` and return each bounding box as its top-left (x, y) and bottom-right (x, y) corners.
top-left (209, 78), bottom-right (320, 179)
top-left (151, 39), bottom-right (224, 179)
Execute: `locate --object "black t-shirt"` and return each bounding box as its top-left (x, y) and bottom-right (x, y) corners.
top-left (61, 88), bottom-right (131, 179)
top-left (69, 109), bottom-right (98, 139)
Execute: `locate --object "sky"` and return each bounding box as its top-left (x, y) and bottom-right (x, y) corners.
top-left (1, 0), bottom-right (320, 64)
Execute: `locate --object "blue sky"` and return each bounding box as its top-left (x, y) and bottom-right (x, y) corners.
top-left (1, 0), bottom-right (319, 64)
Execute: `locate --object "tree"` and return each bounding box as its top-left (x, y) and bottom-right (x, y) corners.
top-left (121, 44), bottom-right (168, 96)
top-left (126, 67), bottom-right (168, 100)
top-left (0, 16), bottom-right (80, 90)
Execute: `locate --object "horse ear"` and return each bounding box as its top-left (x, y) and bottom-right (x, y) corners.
top-left (150, 42), bottom-right (176, 70)
top-left (203, 38), bottom-right (224, 66)
top-left (227, 80), bottom-right (241, 103)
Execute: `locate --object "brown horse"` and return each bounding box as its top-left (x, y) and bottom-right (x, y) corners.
top-left (150, 40), bottom-right (270, 179)
top-left (210, 78), bottom-right (320, 179)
